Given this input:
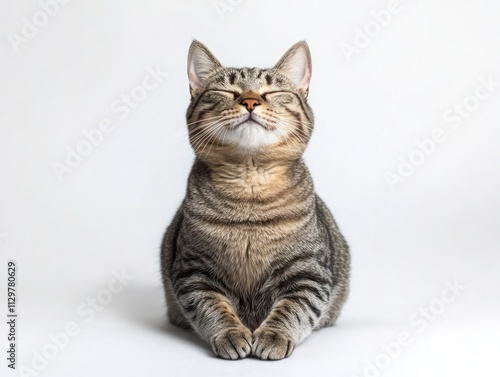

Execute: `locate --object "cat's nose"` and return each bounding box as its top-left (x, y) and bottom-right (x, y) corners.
top-left (240, 98), bottom-right (260, 113)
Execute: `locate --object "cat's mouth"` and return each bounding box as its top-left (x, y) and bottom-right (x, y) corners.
top-left (233, 116), bottom-right (272, 131)
top-left (221, 114), bottom-right (282, 149)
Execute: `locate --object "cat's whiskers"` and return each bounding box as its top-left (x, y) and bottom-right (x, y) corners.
top-left (276, 116), bottom-right (313, 130)
top-left (192, 119), bottom-right (230, 157)
top-left (276, 120), bottom-right (309, 149)
top-left (189, 121), bottom-right (222, 140)
top-left (283, 122), bottom-right (311, 140)
top-left (189, 118), bottom-right (227, 145)
top-left (168, 115), bottom-right (223, 133)
top-left (274, 122), bottom-right (294, 151)
top-left (190, 121), bottom-right (221, 150)
top-left (188, 116), bottom-right (224, 136)
top-left (204, 120), bottom-right (232, 158)
top-left (187, 115), bottom-right (223, 128)
top-left (276, 120), bottom-right (305, 151)
top-left (279, 119), bottom-right (313, 145)
top-left (191, 124), bottom-right (222, 152)
top-left (197, 120), bottom-right (230, 158)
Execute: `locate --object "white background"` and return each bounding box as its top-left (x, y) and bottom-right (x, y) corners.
top-left (1, 0), bottom-right (500, 376)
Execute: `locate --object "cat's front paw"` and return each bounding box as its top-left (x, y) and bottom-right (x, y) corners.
top-left (210, 327), bottom-right (253, 360)
top-left (252, 327), bottom-right (295, 360)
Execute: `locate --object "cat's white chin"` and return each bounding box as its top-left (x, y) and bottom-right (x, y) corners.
top-left (225, 120), bottom-right (281, 149)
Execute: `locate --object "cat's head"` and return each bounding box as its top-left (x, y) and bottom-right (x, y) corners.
top-left (186, 40), bottom-right (314, 163)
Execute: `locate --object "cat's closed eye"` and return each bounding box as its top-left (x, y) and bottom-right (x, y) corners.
top-left (261, 91), bottom-right (293, 101)
top-left (205, 89), bottom-right (240, 100)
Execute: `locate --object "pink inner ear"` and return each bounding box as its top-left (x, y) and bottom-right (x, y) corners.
top-left (296, 72), bottom-right (311, 93)
top-left (188, 59), bottom-right (203, 92)
top-left (275, 43), bottom-right (312, 93)
top-left (188, 72), bottom-right (201, 92)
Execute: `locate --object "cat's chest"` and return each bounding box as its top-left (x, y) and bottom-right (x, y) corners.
top-left (204, 224), bottom-right (286, 293)
top-left (186, 222), bottom-right (285, 294)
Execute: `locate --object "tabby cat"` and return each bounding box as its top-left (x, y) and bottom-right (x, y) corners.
top-left (161, 40), bottom-right (350, 360)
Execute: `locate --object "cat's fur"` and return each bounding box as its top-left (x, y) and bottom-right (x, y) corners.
top-left (161, 40), bottom-right (350, 360)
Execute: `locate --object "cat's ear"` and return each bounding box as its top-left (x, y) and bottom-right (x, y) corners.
top-left (273, 41), bottom-right (312, 97)
top-left (187, 40), bottom-right (223, 97)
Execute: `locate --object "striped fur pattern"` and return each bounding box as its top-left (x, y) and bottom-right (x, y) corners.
top-left (161, 40), bottom-right (350, 360)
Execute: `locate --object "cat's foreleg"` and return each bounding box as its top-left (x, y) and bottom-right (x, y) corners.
top-left (174, 281), bottom-right (252, 360)
top-left (252, 273), bottom-right (332, 360)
